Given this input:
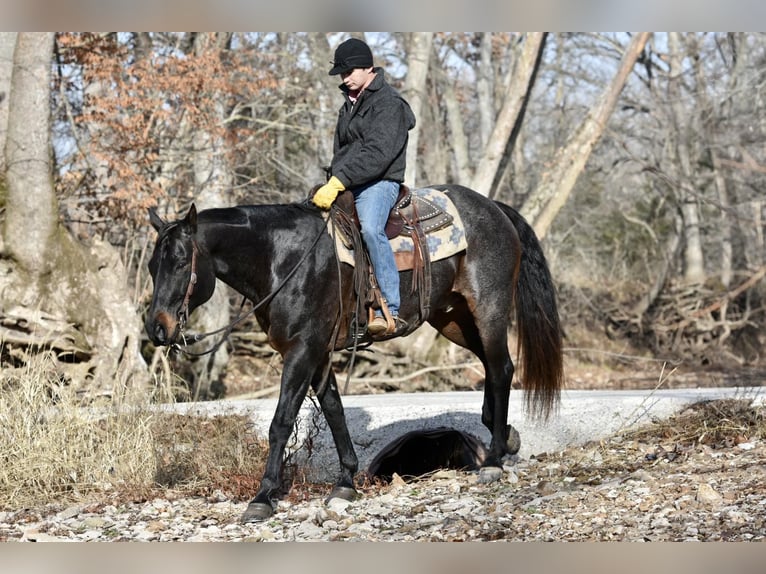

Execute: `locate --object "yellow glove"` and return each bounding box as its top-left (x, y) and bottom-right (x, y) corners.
top-left (312, 176), bottom-right (345, 210)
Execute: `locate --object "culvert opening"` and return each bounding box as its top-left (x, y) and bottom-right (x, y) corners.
top-left (366, 427), bottom-right (488, 482)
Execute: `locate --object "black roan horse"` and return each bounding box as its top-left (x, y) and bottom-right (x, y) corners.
top-left (145, 184), bottom-right (564, 523)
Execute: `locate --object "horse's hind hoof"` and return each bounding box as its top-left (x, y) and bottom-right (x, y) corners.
top-left (478, 466), bottom-right (503, 484)
top-left (240, 502), bottom-right (274, 523)
top-left (325, 485), bottom-right (359, 504)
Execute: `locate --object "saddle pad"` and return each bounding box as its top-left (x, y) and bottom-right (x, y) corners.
top-left (328, 187), bottom-right (468, 270)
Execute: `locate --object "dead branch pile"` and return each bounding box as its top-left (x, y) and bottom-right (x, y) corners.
top-left (602, 268), bottom-right (766, 366)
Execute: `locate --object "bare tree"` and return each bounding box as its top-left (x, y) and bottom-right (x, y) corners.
top-left (0, 32), bottom-right (17, 174)
top-left (471, 33), bottom-right (545, 197)
top-left (306, 33), bottom-right (336, 176)
top-left (1, 33), bottom-right (147, 393)
top-left (476, 32), bottom-right (495, 150)
top-left (667, 32), bottom-right (705, 285)
top-left (3, 33), bottom-right (57, 274)
top-left (689, 33), bottom-right (735, 291)
top-left (437, 61), bottom-right (472, 183)
top-left (402, 32), bottom-right (433, 187)
top-left (522, 32), bottom-right (651, 239)
top-left (186, 32), bottom-right (235, 398)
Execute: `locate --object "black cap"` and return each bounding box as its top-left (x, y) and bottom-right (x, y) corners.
top-left (329, 38), bottom-right (373, 76)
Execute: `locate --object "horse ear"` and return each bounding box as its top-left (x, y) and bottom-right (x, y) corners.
top-left (186, 203), bottom-right (198, 232)
top-left (148, 208), bottom-right (165, 232)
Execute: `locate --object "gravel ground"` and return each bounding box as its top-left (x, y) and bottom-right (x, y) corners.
top-left (4, 402), bottom-right (766, 542)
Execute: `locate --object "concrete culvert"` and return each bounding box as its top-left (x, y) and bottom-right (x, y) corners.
top-left (366, 427), bottom-right (488, 482)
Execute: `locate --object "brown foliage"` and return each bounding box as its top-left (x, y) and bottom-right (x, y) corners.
top-left (54, 33), bottom-right (279, 230)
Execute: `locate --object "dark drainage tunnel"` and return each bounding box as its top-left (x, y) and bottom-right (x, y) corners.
top-left (366, 427), bottom-right (488, 482)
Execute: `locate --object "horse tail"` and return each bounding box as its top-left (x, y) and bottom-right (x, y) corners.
top-left (494, 200), bottom-right (564, 419)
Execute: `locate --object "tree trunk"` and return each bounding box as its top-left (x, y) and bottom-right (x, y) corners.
top-left (436, 55), bottom-right (472, 183)
top-left (192, 32), bottom-right (233, 207)
top-left (667, 32), bottom-right (705, 286)
top-left (2, 33), bottom-right (147, 395)
top-left (307, 33), bottom-right (336, 176)
top-left (633, 210), bottom-right (684, 318)
top-left (476, 33), bottom-right (494, 150)
top-left (471, 33), bottom-right (545, 197)
top-left (522, 32), bottom-right (651, 240)
top-left (0, 32), bottom-right (17, 175)
top-left (3, 33), bottom-right (57, 274)
top-left (416, 69), bottom-right (449, 185)
top-left (690, 33), bottom-right (736, 291)
top-left (186, 32), bottom-right (234, 399)
top-left (402, 32), bottom-right (432, 187)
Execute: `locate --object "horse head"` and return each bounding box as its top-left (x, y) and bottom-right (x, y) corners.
top-left (145, 203), bottom-right (216, 346)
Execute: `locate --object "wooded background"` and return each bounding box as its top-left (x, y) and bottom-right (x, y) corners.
top-left (1, 32), bottom-right (764, 398)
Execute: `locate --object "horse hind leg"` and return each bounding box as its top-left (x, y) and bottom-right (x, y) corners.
top-left (429, 304), bottom-right (517, 471)
top-left (478, 327), bottom-right (515, 468)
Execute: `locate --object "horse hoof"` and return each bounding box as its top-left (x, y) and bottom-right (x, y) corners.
top-left (325, 485), bottom-right (359, 504)
top-left (478, 466), bottom-right (503, 484)
top-left (240, 502), bottom-right (274, 523)
top-left (506, 424), bottom-right (521, 455)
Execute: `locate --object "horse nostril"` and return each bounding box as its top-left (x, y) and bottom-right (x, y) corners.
top-left (153, 323), bottom-right (167, 345)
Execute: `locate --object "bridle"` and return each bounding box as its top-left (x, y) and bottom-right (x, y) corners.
top-left (178, 240), bottom-right (198, 328)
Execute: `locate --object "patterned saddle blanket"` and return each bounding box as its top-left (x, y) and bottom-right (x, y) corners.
top-left (328, 187), bottom-right (468, 270)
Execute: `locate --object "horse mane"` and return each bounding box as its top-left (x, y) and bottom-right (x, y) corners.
top-left (195, 200), bottom-right (321, 224)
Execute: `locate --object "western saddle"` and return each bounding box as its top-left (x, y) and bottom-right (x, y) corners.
top-left (311, 184), bottom-right (453, 341)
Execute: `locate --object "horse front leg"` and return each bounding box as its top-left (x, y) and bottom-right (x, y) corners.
top-left (312, 366), bottom-right (359, 503)
top-left (240, 348), bottom-right (315, 524)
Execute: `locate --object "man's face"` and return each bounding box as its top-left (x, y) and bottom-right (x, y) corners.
top-left (341, 67), bottom-right (374, 92)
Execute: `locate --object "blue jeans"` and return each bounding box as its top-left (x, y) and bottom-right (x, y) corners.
top-left (353, 180), bottom-right (400, 316)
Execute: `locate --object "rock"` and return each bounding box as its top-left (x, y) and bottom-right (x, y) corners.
top-left (432, 470), bottom-right (458, 480)
top-left (696, 483), bottom-right (723, 506)
top-left (536, 480), bottom-right (557, 495)
top-left (326, 497), bottom-right (352, 513)
top-left (56, 505), bottom-right (84, 520)
top-left (82, 516), bottom-right (109, 529)
top-left (2, 421), bottom-right (765, 542)
top-left (477, 466), bottom-right (503, 484)
top-left (22, 529), bottom-right (62, 542)
top-left (145, 520), bottom-right (168, 533)
top-left (79, 530), bottom-right (103, 541)
top-left (296, 520), bottom-right (324, 538)
top-left (390, 473), bottom-right (407, 487)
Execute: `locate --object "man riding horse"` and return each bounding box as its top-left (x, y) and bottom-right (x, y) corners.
top-left (312, 37), bottom-right (416, 337)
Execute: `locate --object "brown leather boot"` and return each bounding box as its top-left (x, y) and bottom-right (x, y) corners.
top-left (368, 315), bottom-right (408, 336)
top-left (367, 315), bottom-right (388, 335)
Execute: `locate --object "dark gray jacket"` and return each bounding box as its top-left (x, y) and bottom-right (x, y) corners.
top-left (330, 68), bottom-right (416, 189)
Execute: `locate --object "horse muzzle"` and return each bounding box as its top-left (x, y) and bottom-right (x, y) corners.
top-left (146, 311), bottom-right (180, 346)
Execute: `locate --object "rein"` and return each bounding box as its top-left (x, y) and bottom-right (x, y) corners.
top-left (172, 211), bottom-right (331, 358)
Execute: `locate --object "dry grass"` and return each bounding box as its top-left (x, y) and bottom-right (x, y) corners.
top-left (627, 398), bottom-right (766, 449)
top-left (151, 413), bottom-right (268, 500)
top-left (0, 351), bottom-right (269, 510)
top-left (545, 397), bottom-right (766, 486)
